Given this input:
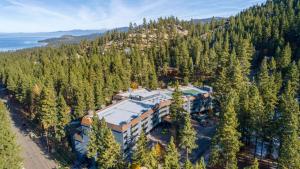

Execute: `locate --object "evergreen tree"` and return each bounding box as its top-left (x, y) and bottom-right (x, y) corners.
top-left (87, 115), bottom-right (102, 159)
top-left (248, 84), bottom-right (264, 156)
top-left (285, 61), bottom-right (299, 93)
top-left (73, 85), bottom-right (85, 119)
top-left (195, 157), bottom-right (206, 169)
top-left (210, 91), bottom-right (241, 169)
top-left (98, 118), bottom-right (123, 169)
top-left (163, 137), bottom-right (180, 169)
top-left (148, 64), bottom-right (158, 90)
top-left (183, 159), bottom-right (193, 169)
top-left (145, 145), bottom-right (160, 169)
top-left (55, 93), bottom-right (71, 141)
top-left (1, 1), bottom-right (300, 167)
top-left (236, 38), bottom-right (253, 76)
top-left (0, 102), bottom-right (22, 169)
top-left (87, 117), bottom-right (122, 169)
top-left (179, 113), bottom-right (197, 159)
top-left (258, 58), bottom-right (278, 155)
top-left (38, 83), bottom-right (57, 148)
top-left (279, 43), bottom-right (292, 69)
top-left (169, 81), bottom-right (185, 138)
top-left (278, 82), bottom-right (300, 169)
top-left (214, 66), bottom-right (230, 103)
top-left (84, 81), bottom-right (95, 111)
top-left (132, 131), bottom-right (148, 167)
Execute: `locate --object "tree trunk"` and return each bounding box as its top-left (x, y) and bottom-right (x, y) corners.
top-left (254, 136), bottom-right (258, 158)
top-left (43, 125), bottom-right (50, 152)
top-left (260, 140), bottom-right (264, 159)
top-left (186, 148), bottom-right (189, 160)
top-left (45, 130), bottom-right (50, 152)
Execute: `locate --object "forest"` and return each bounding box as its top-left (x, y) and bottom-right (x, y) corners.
top-left (0, 102), bottom-right (22, 168)
top-left (0, 0), bottom-right (299, 168)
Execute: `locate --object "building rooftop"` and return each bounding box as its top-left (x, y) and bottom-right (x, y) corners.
top-left (96, 85), bottom-right (210, 127)
top-left (97, 90), bottom-right (172, 126)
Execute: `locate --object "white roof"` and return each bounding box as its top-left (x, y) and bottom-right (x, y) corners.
top-left (97, 85), bottom-right (208, 126)
top-left (131, 90), bottom-right (159, 98)
top-left (97, 91), bottom-right (172, 126)
top-left (97, 99), bottom-right (150, 125)
top-left (116, 88), bottom-right (149, 98)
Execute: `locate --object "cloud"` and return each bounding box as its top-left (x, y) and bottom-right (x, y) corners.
top-left (5, 0), bottom-right (73, 21)
top-left (0, 0), bottom-right (266, 32)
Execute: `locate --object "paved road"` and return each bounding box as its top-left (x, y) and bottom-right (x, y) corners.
top-left (0, 86), bottom-right (58, 169)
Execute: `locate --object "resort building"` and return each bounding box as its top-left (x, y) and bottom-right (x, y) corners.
top-left (73, 84), bottom-right (213, 162)
top-left (94, 84), bottom-right (213, 154)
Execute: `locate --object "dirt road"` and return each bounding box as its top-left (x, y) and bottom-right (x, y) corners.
top-left (0, 86), bottom-right (58, 169)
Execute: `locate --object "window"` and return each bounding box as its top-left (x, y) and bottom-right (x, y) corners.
top-left (131, 127), bottom-right (139, 135)
top-left (142, 117), bottom-right (148, 122)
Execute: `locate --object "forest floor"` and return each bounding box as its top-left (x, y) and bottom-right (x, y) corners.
top-left (0, 86), bottom-right (58, 169)
top-left (238, 146), bottom-right (278, 169)
top-left (148, 118), bottom-right (216, 164)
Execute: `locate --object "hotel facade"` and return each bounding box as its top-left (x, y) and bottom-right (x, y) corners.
top-left (88, 84), bottom-right (213, 154)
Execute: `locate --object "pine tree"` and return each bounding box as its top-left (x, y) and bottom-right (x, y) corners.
top-left (237, 85), bottom-right (250, 143)
top-left (230, 55), bottom-right (247, 92)
top-left (257, 58), bottom-right (278, 155)
top-left (84, 81), bottom-right (95, 111)
top-left (278, 82), bottom-right (300, 169)
top-left (163, 137), bottom-right (180, 169)
top-left (236, 38), bottom-right (253, 76)
top-left (214, 67), bottom-right (230, 106)
top-left (55, 93), bottom-right (71, 141)
top-left (183, 159), bottom-right (193, 169)
top-left (285, 61), bottom-right (299, 94)
top-left (179, 113), bottom-right (197, 159)
top-left (87, 115), bottom-right (102, 159)
top-left (97, 118), bottom-right (123, 169)
top-left (209, 91), bottom-right (241, 169)
top-left (73, 85), bottom-right (85, 119)
top-left (170, 82), bottom-right (185, 125)
top-left (87, 117), bottom-right (123, 169)
top-left (132, 131), bottom-right (148, 167)
top-left (279, 43), bottom-right (292, 69)
top-left (248, 84), bottom-right (264, 157)
top-left (148, 64), bottom-right (158, 90)
top-left (195, 157), bottom-right (206, 169)
top-left (0, 102), bottom-right (22, 169)
top-left (38, 83), bottom-right (57, 149)
top-left (145, 145), bottom-right (159, 169)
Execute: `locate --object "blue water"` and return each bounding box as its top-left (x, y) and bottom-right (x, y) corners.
top-left (0, 36), bottom-right (48, 52)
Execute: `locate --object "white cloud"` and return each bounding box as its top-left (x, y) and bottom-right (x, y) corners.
top-left (0, 0), bottom-right (266, 32)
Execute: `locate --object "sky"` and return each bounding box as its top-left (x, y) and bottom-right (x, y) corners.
top-left (0, 0), bottom-right (266, 33)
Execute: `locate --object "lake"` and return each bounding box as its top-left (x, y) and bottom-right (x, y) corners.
top-left (0, 36), bottom-right (48, 52)
top-left (0, 30), bottom-right (106, 52)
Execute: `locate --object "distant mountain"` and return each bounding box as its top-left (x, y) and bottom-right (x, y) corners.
top-left (191, 17), bottom-right (225, 24)
top-left (39, 27), bottom-right (129, 46)
top-left (0, 29), bottom-right (107, 38)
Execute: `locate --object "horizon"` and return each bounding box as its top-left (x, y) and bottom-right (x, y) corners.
top-left (0, 0), bottom-right (266, 33)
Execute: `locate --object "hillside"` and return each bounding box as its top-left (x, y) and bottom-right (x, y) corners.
top-left (0, 0), bottom-right (299, 168)
top-left (38, 18), bottom-right (222, 47)
top-left (39, 27), bottom-right (128, 46)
